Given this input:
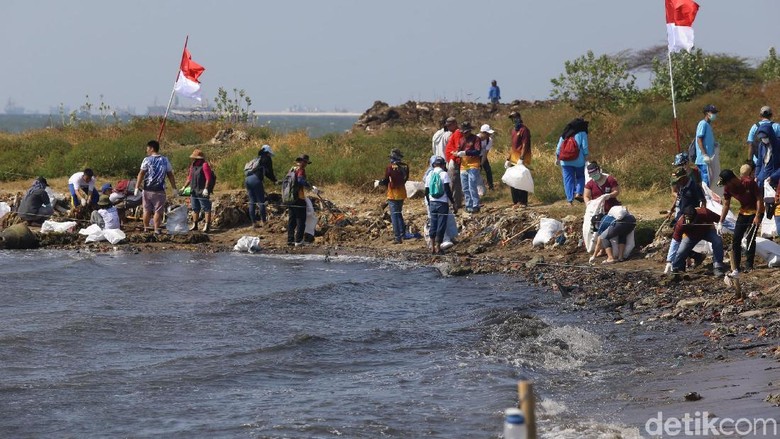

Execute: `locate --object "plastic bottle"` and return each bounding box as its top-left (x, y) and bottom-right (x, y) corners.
top-left (503, 407), bottom-right (527, 439)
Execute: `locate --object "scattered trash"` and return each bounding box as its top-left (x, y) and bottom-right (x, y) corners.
top-left (684, 392), bottom-right (702, 402)
top-left (233, 236), bottom-right (261, 253)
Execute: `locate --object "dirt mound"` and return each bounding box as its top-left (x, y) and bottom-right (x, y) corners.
top-left (352, 99), bottom-right (556, 132)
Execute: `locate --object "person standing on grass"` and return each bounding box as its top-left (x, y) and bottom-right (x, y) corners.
top-left (488, 80), bottom-right (501, 106)
top-left (135, 140), bottom-right (177, 235)
top-left (695, 104), bottom-right (719, 189)
top-left (506, 111), bottom-right (533, 207)
top-left (245, 144), bottom-right (277, 228)
top-left (425, 156), bottom-right (457, 255)
top-left (555, 117), bottom-right (589, 204)
top-left (718, 169), bottom-right (763, 275)
top-left (746, 106), bottom-right (780, 166)
top-left (478, 124), bottom-right (495, 191)
top-left (432, 116), bottom-right (455, 159)
top-left (455, 122), bottom-right (482, 213)
top-left (375, 148), bottom-right (409, 244)
top-left (444, 120), bottom-right (466, 209)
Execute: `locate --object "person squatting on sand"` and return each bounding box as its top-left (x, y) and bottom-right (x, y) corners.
top-left (68, 168), bottom-right (99, 209)
top-left (506, 111), bottom-right (532, 208)
top-left (182, 148), bottom-right (214, 233)
top-left (671, 206), bottom-right (726, 277)
top-left (135, 140), bottom-right (177, 235)
top-left (17, 177), bottom-right (53, 225)
top-left (590, 205), bottom-right (636, 264)
top-left (90, 194), bottom-right (120, 230)
top-left (375, 148), bottom-right (409, 244)
top-left (244, 144), bottom-right (277, 228)
top-left (425, 156), bottom-right (457, 255)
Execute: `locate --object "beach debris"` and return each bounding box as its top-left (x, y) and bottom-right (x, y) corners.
top-left (210, 127), bottom-right (249, 144)
top-left (764, 393), bottom-right (780, 406)
top-left (684, 392), bottom-right (702, 402)
top-left (0, 223), bottom-right (39, 249)
top-left (233, 236), bottom-right (260, 253)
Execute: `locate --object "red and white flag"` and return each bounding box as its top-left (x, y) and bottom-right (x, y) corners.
top-left (173, 47), bottom-right (205, 101)
top-left (665, 0), bottom-right (699, 53)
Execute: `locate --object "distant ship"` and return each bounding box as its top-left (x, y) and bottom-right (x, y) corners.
top-left (5, 99), bottom-right (25, 115)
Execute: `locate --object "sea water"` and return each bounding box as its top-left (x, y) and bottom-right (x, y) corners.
top-left (0, 249), bottom-right (681, 438)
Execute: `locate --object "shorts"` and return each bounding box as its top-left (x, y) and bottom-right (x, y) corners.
top-left (191, 195), bottom-right (212, 213)
top-left (142, 190), bottom-right (167, 214)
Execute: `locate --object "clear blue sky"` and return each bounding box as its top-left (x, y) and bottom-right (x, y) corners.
top-left (2, 0), bottom-right (776, 114)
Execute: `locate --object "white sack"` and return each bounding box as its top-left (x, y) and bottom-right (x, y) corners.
top-left (305, 197), bottom-right (317, 236)
top-left (501, 164), bottom-right (534, 193)
top-left (233, 235), bottom-right (261, 253)
top-left (533, 217), bottom-right (563, 247)
top-left (40, 220), bottom-right (77, 233)
top-left (754, 237), bottom-right (780, 267)
top-left (0, 202), bottom-right (10, 219)
top-left (405, 181), bottom-right (426, 199)
top-left (166, 205), bottom-right (189, 235)
top-left (583, 195), bottom-right (608, 253)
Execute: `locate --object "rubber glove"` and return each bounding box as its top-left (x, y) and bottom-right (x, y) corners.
top-left (703, 155), bottom-right (712, 164)
top-left (179, 186), bottom-right (187, 193)
top-left (134, 188), bottom-right (140, 197)
top-left (455, 151), bottom-right (466, 158)
top-left (373, 180), bottom-right (380, 188)
top-left (715, 222), bottom-right (723, 236)
top-left (504, 160), bottom-right (512, 169)
top-left (312, 186), bottom-right (320, 195)
top-left (664, 262), bottom-right (673, 274)
top-left (202, 188), bottom-right (209, 197)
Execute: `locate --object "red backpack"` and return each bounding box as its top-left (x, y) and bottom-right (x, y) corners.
top-left (558, 136), bottom-right (580, 161)
top-left (114, 179), bottom-right (130, 195)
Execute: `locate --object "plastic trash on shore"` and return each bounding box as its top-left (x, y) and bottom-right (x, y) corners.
top-left (0, 202), bottom-right (9, 219)
top-left (78, 224), bottom-right (126, 244)
top-left (40, 220), bottom-right (78, 233)
top-left (760, 215), bottom-right (777, 238)
top-left (533, 218), bottom-right (563, 247)
top-left (233, 236), bottom-right (260, 253)
top-left (405, 181), bottom-right (425, 199)
top-left (753, 237), bottom-right (780, 267)
top-left (305, 198), bottom-right (318, 236)
top-left (501, 164), bottom-right (534, 193)
top-left (166, 205), bottom-right (189, 235)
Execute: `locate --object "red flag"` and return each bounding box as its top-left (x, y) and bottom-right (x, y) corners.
top-left (174, 47), bottom-right (205, 101)
top-left (665, 0), bottom-right (699, 52)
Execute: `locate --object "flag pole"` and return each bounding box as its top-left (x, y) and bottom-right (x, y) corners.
top-left (667, 50), bottom-right (682, 153)
top-left (157, 35), bottom-right (189, 142)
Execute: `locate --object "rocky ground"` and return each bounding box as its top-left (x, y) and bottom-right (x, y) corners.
top-left (2, 181), bottom-right (780, 367)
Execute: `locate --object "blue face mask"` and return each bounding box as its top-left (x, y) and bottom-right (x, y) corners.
top-left (709, 113), bottom-right (717, 121)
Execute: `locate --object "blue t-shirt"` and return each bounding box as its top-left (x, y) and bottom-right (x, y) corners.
top-left (746, 120), bottom-right (780, 142)
top-left (694, 119), bottom-right (715, 166)
top-left (555, 131), bottom-right (589, 167)
top-left (140, 154), bottom-right (172, 191)
top-left (488, 86), bottom-right (500, 103)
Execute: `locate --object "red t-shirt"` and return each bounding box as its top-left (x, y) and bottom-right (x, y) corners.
top-left (585, 175), bottom-right (619, 212)
top-left (723, 176), bottom-right (760, 214)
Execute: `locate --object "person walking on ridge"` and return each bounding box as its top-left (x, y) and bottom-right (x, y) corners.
top-left (488, 80), bottom-right (501, 108)
top-left (506, 111), bottom-right (533, 207)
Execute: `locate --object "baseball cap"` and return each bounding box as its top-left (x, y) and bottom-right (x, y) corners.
top-left (717, 169), bottom-right (737, 186)
top-left (761, 106), bottom-right (772, 117)
top-left (508, 111), bottom-right (521, 119)
top-left (445, 116), bottom-right (457, 124)
top-left (479, 124), bottom-right (494, 134)
top-left (460, 121), bottom-right (473, 132)
top-left (703, 104), bottom-right (719, 114)
top-left (432, 156), bottom-right (446, 167)
top-left (101, 182), bottom-right (113, 192)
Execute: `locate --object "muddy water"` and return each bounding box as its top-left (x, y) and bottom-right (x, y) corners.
top-left (0, 249), bottom-right (748, 438)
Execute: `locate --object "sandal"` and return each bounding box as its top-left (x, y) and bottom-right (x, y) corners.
top-left (602, 259), bottom-right (615, 264)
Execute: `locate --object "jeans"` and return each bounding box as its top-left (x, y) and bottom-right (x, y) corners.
top-left (672, 230), bottom-right (724, 271)
top-left (460, 168), bottom-right (481, 209)
top-left (561, 165), bottom-right (585, 202)
top-left (733, 213), bottom-right (757, 270)
top-left (245, 174), bottom-right (266, 223)
top-left (287, 199), bottom-right (306, 243)
top-left (387, 199), bottom-right (405, 241)
top-left (429, 201), bottom-right (449, 244)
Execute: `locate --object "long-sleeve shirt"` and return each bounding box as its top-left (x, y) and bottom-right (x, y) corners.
top-left (459, 133), bottom-right (482, 170)
top-left (672, 207), bottom-right (719, 242)
top-left (555, 132), bottom-right (589, 167)
top-left (380, 161), bottom-right (409, 201)
top-left (509, 124), bottom-right (532, 165)
top-left (488, 86), bottom-right (501, 103)
top-left (445, 129), bottom-right (464, 163)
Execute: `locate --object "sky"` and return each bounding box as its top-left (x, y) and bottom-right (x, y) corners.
top-left (2, 0), bottom-right (777, 115)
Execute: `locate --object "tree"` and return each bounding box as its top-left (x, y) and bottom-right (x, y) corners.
top-left (650, 48), bottom-right (708, 102)
top-left (214, 87), bottom-right (254, 123)
top-left (758, 47), bottom-right (780, 82)
top-left (550, 50), bottom-right (639, 116)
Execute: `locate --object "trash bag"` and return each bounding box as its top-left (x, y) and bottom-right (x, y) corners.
top-left (40, 220), bottom-right (78, 233)
top-left (166, 205), bottom-right (189, 235)
top-left (533, 217), bottom-right (563, 247)
top-left (305, 197), bottom-right (318, 237)
top-left (501, 164), bottom-right (534, 193)
top-left (79, 224), bottom-right (126, 244)
top-left (405, 181), bottom-right (426, 199)
top-left (0, 202), bottom-right (10, 219)
top-left (233, 235), bottom-right (261, 253)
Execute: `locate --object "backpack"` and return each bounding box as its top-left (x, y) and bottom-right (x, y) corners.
top-left (206, 166), bottom-right (216, 193)
top-left (429, 170), bottom-right (445, 198)
top-left (114, 179), bottom-right (130, 195)
top-left (281, 168), bottom-right (299, 204)
top-left (191, 162), bottom-right (217, 193)
top-left (687, 138), bottom-right (698, 163)
top-left (558, 136), bottom-right (580, 161)
top-left (244, 157), bottom-right (262, 177)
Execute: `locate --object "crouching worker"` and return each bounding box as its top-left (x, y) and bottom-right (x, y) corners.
top-left (591, 205), bottom-right (636, 264)
top-left (671, 206), bottom-right (725, 276)
top-left (17, 177), bottom-right (54, 225)
top-left (718, 169), bottom-right (762, 275)
top-left (68, 168), bottom-right (99, 208)
top-left (425, 156), bottom-right (458, 255)
top-left (90, 194), bottom-right (120, 230)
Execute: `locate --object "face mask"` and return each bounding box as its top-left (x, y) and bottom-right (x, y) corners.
top-left (590, 172), bottom-right (602, 180)
top-left (709, 113), bottom-right (717, 121)
top-left (761, 138), bottom-right (771, 145)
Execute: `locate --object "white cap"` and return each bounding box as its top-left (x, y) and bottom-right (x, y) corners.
top-left (480, 124), bottom-right (494, 134)
top-left (260, 144), bottom-right (274, 156)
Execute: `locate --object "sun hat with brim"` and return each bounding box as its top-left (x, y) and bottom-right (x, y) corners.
top-left (295, 155), bottom-right (312, 164)
top-left (97, 194), bottom-right (111, 207)
top-left (189, 149), bottom-right (205, 159)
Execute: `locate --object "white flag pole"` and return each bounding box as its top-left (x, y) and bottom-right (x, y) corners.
top-left (668, 50), bottom-right (682, 153)
top-left (158, 35), bottom-right (188, 142)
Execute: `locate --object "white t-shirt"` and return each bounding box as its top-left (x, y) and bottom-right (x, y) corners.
top-left (98, 207), bottom-right (121, 230)
top-left (424, 167), bottom-right (451, 203)
top-left (480, 136), bottom-right (493, 157)
top-left (68, 172), bottom-right (95, 193)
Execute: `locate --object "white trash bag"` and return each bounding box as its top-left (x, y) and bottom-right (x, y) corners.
top-left (405, 181), bottom-right (426, 199)
top-left (533, 217), bottom-right (563, 247)
top-left (40, 220), bottom-right (78, 233)
top-left (0, 202), bottom-right (10, 219)
top-left (79, 224), bottom-right (126, 244)
top-left (166, 205), bottom-right (189, 235)
top-left (234, 236), bottom-right (261, 253)
top-left (501, 164), bottom-right (534, 193)
top-left (305, 197), bottom-right (318, 237)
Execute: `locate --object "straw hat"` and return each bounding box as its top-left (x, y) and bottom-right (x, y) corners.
top-left (189, 149), bottom-right (205, 159)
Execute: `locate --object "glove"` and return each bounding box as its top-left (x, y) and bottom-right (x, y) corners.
top-left (455, 151), bottom-right (466, 158)
top-left (202, 188), bottom-right (209, 197)
top-left (702, 155), bottom-right (712, 164)
top-left (664, 262), bottom-right (673, 274)
top-left (715, 222), bottom-right (723, 236)
top-left (134, 188), bottom-right (140, 197)
top-left (312, 186), bottom-right (320, 195)
top-left (179, 186), bottom-right (187, 193)
top-left (504, 160), bottom-right (512, 169)
top-left (373, 180), bottom-right (380, 188)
